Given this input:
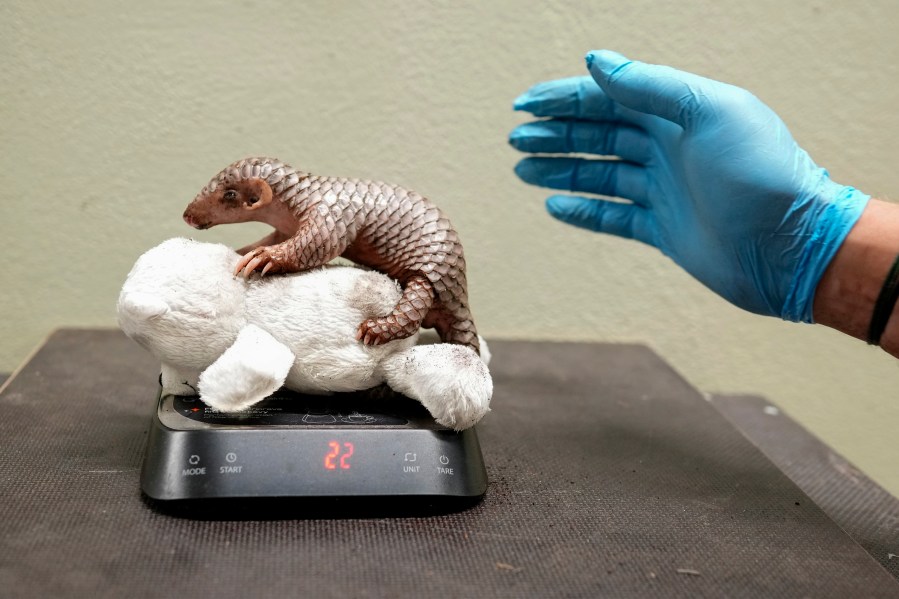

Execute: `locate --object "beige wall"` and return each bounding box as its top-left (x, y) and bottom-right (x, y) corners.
top-left (3, 1), bottom-right (898, 494)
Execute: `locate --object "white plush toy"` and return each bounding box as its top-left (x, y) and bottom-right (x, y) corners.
top-left (117, 238), bottom-right (492, 430)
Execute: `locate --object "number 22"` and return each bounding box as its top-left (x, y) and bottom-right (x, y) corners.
top-left (324, 441), bottom-right (355, 470)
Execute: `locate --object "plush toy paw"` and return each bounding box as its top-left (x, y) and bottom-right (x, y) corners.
top-left (381, 342), bottom-right (492, 430)
top-left (160, 363), bottom-right (200, 396)
top-left (198, 325), bottom-right (295, 411)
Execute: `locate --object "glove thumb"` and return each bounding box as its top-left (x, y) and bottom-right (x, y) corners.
top-left (585, 49), bottom-right (713, 129)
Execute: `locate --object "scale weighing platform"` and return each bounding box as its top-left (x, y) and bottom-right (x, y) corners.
top-left (140, 388), bottom-right (488, 513)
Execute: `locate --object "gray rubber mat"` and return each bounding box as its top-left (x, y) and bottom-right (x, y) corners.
top-left (711, 393), bottom-right (899, 579)
top-left (0, 330), bottom-right (896, 598)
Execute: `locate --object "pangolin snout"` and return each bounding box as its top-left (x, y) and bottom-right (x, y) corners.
top-left (183, 210), bottom-right (208, 229)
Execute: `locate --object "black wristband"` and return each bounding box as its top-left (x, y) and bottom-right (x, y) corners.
top-left (866, 252), bottom-right (899, 346)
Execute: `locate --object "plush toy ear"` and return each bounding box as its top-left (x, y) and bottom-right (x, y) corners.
top-left (118, 292), bottom-right (170, 321)
top-left (198, 324), bottom-right (295, 412)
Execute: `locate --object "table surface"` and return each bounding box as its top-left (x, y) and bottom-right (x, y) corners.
top-left (711, 393), bottom-right (899, 579)
top-left (1, 329), bottom-right (897, 598)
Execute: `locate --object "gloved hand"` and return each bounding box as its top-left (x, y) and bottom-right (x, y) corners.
top-left (509, 50), bottom-right (869, 321)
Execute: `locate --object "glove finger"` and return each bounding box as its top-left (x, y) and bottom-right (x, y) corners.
top-left (509, 119), bottom-right (652, 165)
top-left (585, 49), bottom-right (720, 130)
top-left (515, 157), bottom-right (649, 206)
top-left (545, 195), bottom-right (656, 247)
top-left (513, 76), bottom-right (646, 124)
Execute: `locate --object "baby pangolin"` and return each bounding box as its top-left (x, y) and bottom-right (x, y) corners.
top-left (183, 157), bottom-right (480, 354)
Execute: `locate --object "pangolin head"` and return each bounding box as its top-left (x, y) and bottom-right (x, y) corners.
top-left (183, 157), bottom-right (305, 229)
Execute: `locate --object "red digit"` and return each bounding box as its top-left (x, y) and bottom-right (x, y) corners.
top-left (324, 441), bottom-right (339, 470)
top-left (340, 442), bottom-right (355, 470)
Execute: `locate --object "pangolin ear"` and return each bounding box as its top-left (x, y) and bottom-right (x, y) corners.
top-left (245, 178), bottom-right (273, 210)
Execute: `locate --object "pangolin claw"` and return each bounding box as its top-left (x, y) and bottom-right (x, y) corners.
top-left (242, 256), bottom-right (264, 278)
top-left (356, 320), bottom-right (375, 346)
top-left (234, 247), bottom-right (282, 278)
top-left (234, 251), bottom-right (256, 277)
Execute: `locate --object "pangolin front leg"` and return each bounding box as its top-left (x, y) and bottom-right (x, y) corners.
top-left (234, 218), bottom-right (348, 277)
top-left (236, 230), bottom-right (291, 256)
top-left (236, 242), bottom-right (293, 277)
top-left (356, 275), bottom-right (434, 345)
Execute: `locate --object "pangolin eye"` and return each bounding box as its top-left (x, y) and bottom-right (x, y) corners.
top-left (223, 190), bottom-right (238, 202)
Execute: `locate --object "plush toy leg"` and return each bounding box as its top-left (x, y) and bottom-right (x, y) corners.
top-left (198, 325), bottom-right (295, 412)
top-left (160, 363), bottom-right (201, 396)
top-left (380, 342), bottom-right (492, 431)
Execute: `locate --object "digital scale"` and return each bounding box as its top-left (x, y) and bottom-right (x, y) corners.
top-left (141, 388), bottom-right (488, 516)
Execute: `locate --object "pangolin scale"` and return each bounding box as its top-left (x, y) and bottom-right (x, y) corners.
top-left (183, 156), bottom-right (479, 354)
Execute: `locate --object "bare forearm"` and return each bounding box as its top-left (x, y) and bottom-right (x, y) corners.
top-left (813, 198), bottom-right (899, 357)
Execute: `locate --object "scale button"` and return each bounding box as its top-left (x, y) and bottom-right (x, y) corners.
top-left (188, 455), bottom-right (201, 465)
top-left (439, 455), bottom-right (450, 465)
top-left (225, 452), bottom-right (237, 463)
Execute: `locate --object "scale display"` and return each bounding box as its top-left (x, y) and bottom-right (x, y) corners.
top-left (141, 389), bottom-right (488, 504)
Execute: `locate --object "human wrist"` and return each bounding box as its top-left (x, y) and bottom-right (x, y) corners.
top-left (781, 182), bottom-right (870, 323)
top-left (812, 198), bottom-right (899, 357)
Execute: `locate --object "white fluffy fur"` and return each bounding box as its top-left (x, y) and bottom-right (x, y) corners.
top-left (117, 238), bottom-right (492, 430)
top-left (198, 325), bottom-right (295, 412)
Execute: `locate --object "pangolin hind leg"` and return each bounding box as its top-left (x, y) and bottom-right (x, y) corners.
top-left (429, 311), bottom-right (480, 355)
top-left (356, 275), bottom-right (434, 346)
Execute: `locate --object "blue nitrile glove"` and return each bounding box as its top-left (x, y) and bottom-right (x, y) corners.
top-left (509, 50), bottom-right (869, 321)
